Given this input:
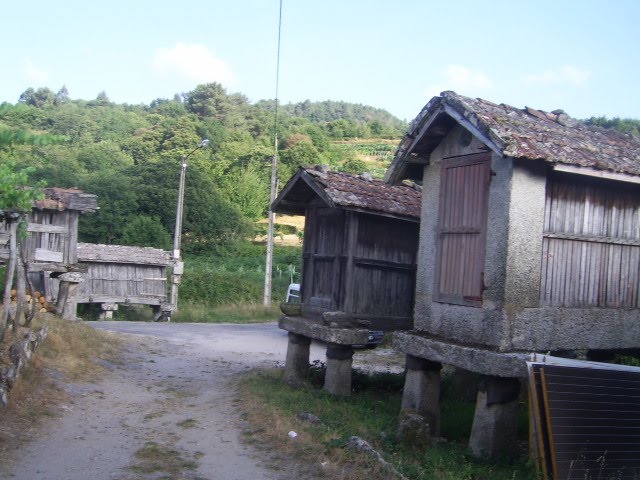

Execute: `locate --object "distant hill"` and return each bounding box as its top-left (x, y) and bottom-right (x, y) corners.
top-left (255, 99), bottom-right (407, 136)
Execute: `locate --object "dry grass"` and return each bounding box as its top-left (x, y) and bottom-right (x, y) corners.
top-left (129, 441), bottom-right (201, 477)
top-left (0, 313), bottom-right (123, 464)
top-left (238, 370), bottom-right (390, 480)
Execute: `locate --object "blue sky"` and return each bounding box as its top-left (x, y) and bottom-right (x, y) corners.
top-left (2, 0), bottom-right (639, 122)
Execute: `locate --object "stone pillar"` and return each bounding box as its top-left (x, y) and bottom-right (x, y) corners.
top-left (324, 344), bottom-right (354, 396)
top-left (98, 303), bottom-right (119, 320)
top-left (400, 355), bottom-right (443, 435)
top-left (284, 333), bottom-right (311, 388)
top-left (56, 272), bottom-right (85, 321)
top-left (449, 367), bottom-right (481, 403)
top-left (469, 376), bottom-right (521, 459)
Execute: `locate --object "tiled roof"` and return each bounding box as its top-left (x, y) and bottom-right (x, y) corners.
top-left (33, 188), bottom-right (97, 213)
top-left (388, 91), bottom-right (640, 182)
top-left (275, 166), bottom-right (421, 220)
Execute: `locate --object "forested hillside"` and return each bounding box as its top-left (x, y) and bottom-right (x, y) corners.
top-left (0, 83), bottom-right (407, 251)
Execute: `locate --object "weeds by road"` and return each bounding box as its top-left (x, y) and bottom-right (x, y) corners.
top-left (239, 367), bottom-right (538, 480)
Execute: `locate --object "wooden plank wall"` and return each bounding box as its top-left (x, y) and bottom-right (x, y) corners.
top-left (23, 210), bottom-right (73, 265)
top-left (302, 208), bottom-right (345, 309)
top-left (76, 263), bottom-right (167, 304)
top-left (301, 206), bottom-right (418, 328)
top-left (541, 175), bottom-right (640, 308)
top-left (352, 214), bottom-right (417, 319)
top-left (0, 221), bottom-right (8, 261)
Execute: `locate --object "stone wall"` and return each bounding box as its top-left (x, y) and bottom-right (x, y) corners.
top-left (0, 326), bottom-right (49, 406)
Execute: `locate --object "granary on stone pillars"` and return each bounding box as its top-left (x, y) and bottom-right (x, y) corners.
top-left (385, 91), bottom-right (640, 459)
top-left (273, 166), bottom-right (421, 395)
top-left (0, 188), bottom-right (97, 320)
top-left (75, 243), bottom-right (173, 321)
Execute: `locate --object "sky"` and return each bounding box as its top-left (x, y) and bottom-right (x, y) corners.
top-left (2, 0), bottom-right (639, 122)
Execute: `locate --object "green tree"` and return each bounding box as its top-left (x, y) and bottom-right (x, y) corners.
top-left (78, 172), bottom-right (141, 244)
top-left (121, 215), bottom-right (172, 250)
top-left (0, 162), bottom-right (43, 215)
top-left (220, 164), bottom-right (270, 221)
top-left (18, 87), bottom-right (56, 108)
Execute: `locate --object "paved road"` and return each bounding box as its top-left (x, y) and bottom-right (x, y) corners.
top-left (89, 320), bottom-right (327, 366)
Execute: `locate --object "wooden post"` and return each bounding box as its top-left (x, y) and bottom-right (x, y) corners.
top-left (1, 217), bottom-right (19, 341)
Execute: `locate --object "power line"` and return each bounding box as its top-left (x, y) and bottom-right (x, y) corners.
top-left (264, 0), bottom-right (283, 307)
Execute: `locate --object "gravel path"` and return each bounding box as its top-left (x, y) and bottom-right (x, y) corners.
top-left (0, 322), bottom-right (328, 480)
top-left (0, 321), bottom-right (404, 480)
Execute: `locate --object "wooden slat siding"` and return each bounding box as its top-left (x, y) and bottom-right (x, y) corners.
top-left (541, 174), bottom-right (640, 308)
top-left (0, 221), bottom-right (11, 261)
top-left (342, 211), bottom-right (358, 314)
top-left (301, 207), bottom-right (315, 305)
top-left (24, 210), bottom-right (71, 267)
top-left (67, 213), bottom-right (78, 264)
top-left (434, 152), bottom-right (491, 307)
top-left (351, 213), bottom-right (418, 319)
top-left (26, 224), bottom-right (68, 234)
top-left (305, 208), bottom-right (344, 309)
top-left (352, 265), bottom-right (414, 317)
top-left (77, 263), bottom-right (167, 304)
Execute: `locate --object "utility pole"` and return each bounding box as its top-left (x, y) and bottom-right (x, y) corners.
top-left (170, 139), bottom-right (209, 316)
top-left (263, 136), bottom-right (278, 306)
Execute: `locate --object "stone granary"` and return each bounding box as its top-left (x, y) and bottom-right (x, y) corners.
top-left (273, 166), bottom-right (421, 395)
top-left (385, 91), bottom-right (640, 458)
top-left (0, 188), bottom-right (97, 320)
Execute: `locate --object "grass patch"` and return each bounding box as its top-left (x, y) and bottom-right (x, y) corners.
top-left (0, 313), bottom-right (123, 464)
top-left (177, 418), bottom-right (197, 429)
top-left (179, 242), bottom-right (301, 309)
top-left (239, 368), bottom-right (537, 480)
top-left (130, 441), bottom-right (199, 476)
top-left (171, 301), bottom-right (280, 323)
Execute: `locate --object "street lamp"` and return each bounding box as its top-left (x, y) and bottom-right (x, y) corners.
top-left (169, 138), bottom-right (209, 313)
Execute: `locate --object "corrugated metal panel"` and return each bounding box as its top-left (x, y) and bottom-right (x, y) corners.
top-left (528, 357), bottom-right (640, 480)
top-left (434, 152), bottom-right (490, 307)
top-left (541, 175), bottom-right (640, 308)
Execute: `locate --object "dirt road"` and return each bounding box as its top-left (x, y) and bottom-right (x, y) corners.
top-left (0, 321), bottom-right (329, 480)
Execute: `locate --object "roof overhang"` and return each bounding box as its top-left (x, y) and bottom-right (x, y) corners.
top-left (271, 168), bottom-right (334, 215)
top-left (386, 102), bottom-right (504, 184)
top-left (553, 163), bottom-right (640, 185)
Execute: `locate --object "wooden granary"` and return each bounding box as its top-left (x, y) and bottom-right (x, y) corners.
top-left (274, 165), bottom-right (421, 396)
top-left (274, 165), bottom-right (421, 331)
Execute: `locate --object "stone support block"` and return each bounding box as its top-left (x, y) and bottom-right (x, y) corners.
top-left (469, 376), bottom-right (521, 459)
top-left (401, 355), bottom-right (442, 435)
top-left (279, 316), bottom-right (369, 345)
top-left (323, 344), bottom-right (354, 396)
top-left (284, 333), bottom-right (311, 388)
top-left (393, 331), bottom-right (528, 377)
